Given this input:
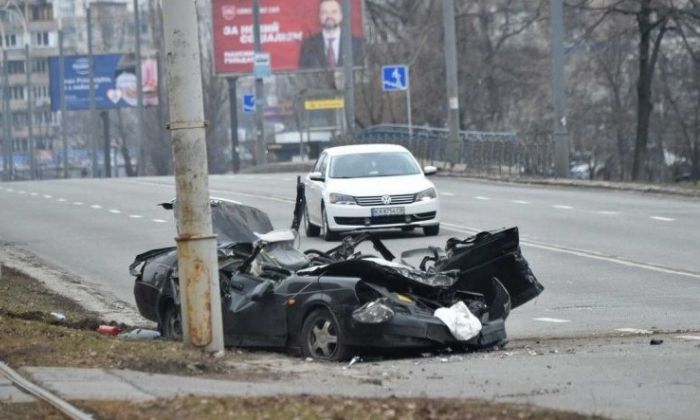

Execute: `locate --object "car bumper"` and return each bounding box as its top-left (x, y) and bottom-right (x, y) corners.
top-left (335, 306), bottom-right (506, 349)
top-left (326, 199), bottom-right (439, 231)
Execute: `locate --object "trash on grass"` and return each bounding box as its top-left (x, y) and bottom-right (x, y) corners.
top-left (98, 325), bottom-right (121, 336)
top-left (120, 328), bottom-right (161, 340)
top-left (49, 312), bottom-right (66, 321)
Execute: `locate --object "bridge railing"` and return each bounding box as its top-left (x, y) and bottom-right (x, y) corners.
top-left (331, 124), bottom-right (555, 178)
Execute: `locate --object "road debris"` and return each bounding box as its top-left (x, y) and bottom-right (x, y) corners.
top-left (97, 325), bottom-right (120, 336)
top-left (49, 312), bottom-right (66, 321)
top-left (650, 339), bottom-right (664, 345)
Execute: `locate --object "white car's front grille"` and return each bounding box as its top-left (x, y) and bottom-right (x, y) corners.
top-left (354, 193), bottom-right (416, 206)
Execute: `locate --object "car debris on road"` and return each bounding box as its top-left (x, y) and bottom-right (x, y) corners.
top-left (128, 185), bottom-right (543, 361)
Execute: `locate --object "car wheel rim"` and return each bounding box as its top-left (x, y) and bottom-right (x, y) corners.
top-left (308, 318), bottom-right (338, 358)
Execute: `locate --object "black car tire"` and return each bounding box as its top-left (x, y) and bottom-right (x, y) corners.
top-left (301, 308), bottom-right (352, 361)
top-left (160, 303), bottom-right (183, 341)
top-left (304, 203), bottom-right (320, 237)
top-left (423, 224), bottom-right (440, 236)
top-left (320, 205), bottom-right (338, 241)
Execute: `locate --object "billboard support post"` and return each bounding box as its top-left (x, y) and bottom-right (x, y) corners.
top-left (253, 0), bottom-right (266, 166)
top-left (87, 6), bottom-right (99, 177)
top-left (162, 0), bottom-right (224, 355)
top-left (341, 0), bottom-right (355, 134)
top-left (227, 77), bottom-right (240, 173)
top-left (134, 0), bottom-right (146, 176)
top-left (59, 28), bottom-right (68, 179)
top-left (101, 110), bottom-right (111, 177)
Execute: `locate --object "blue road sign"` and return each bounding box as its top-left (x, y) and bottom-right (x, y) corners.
top-left (242, 94), bottom-right (255, 114)
top-left (382, 65), bottom-right (409, 92)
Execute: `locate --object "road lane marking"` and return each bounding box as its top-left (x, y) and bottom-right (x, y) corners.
top-left (6, 188), bottom-right (14, 192)
top-left (473, 196), bottom-right (490, 200)
top-left (676, 335), bottom-right (700, 341)
top-left (130, 180), bottom-right (296, 205)
top-left (650, 216), bottom-right (674, 222)
top-left (56, 198), bottom-right (66, 202)
top-left (533, 318), bottom-right (570, 323)
top-left (512, 200), bottom-right (529, 204)
top-left (442, 222), bottom-right (700, 280)
top-left (128, 214), bottom-right (143, 219)
top-left (152, 219), bottom-right (168, 223)
top-left (211, 196), bottom-right (241, 204)
top-left (17, 190), bottom-right (26, 195)
top-left (442, 192), bottom-right (456, 196)
top-left (282, 177), bottom-right (293, 181)
top-left (29, 192), bottom-right (38, 196)
top-left (108, 209), bottom-right (121, 214)
top-left (72, 202), bottom-right (84, 206)
top-left (90, 205), bottom-right (102, 209)
top-left (43, 194), bottom-right (52, 199)
top-left (616, 328), bottom-right (654, 335)
top-left (553, 204), bottom-right (572, 210)
top-left (598, 211), bottom-right (620, 215)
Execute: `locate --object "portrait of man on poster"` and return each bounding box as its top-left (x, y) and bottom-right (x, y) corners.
top-left (298, 0), bottom-right (364, 69)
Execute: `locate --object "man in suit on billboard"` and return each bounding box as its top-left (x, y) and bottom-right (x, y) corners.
top-left (298, 0), bottom-right (364, 69)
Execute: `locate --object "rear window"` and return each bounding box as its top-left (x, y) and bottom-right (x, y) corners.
top-left (329, 152), bottom-right (420, 179)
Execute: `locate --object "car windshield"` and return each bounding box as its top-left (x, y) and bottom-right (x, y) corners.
top-left (329, 152), bottom-right (421, 178)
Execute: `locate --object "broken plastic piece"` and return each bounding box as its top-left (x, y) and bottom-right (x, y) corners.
top-left (347, 356), bottom-right (362, 368)
top-left (49, 312), bottom-right (66, 321)
top-left (98, 325), bottom-right (121, 336)
top-left (120, 328), bottom-right (161, 340)
top-left (650, 339), bottom-right (664, 345)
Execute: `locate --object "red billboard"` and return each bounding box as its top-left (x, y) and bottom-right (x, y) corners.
top-left (212, 0), bottom-right (365, 75)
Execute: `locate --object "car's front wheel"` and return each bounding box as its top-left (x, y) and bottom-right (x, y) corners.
top-left (160, 303), bottom-right (183, 341)
top-left (301, 308), bottom-right (352, 361)
top-left (320, 205), bottom-right (338, 241)
top-left (304, 203), bottom-right (320, 237)
top-left (423, 224), bottom-right (440, 236)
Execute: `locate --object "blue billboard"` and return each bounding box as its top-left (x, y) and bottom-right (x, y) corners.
top-left (49, 53), bottom-right (159, 111)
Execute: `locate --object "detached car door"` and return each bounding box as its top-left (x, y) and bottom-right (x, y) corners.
top-left (305, 153), bottom-right (328, 226)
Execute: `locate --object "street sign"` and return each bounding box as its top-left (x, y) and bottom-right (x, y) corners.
top-left (304, 98), bottom-right (345, 110)
top-left (242, 94), bottom-right (255, 114)
top-left (382, 65), bottom-right (408, 91)
top-left (253, 52), bottom-right (271, 78)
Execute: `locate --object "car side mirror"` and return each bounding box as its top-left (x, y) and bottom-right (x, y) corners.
top-left (309, 171), bottom-right (325, 182)
top-left (250, 279), bottom-right (274, 302)
top-left (424, 166), bottom-right (437, 176)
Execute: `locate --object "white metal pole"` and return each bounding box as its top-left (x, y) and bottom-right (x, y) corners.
top-left (406, 67), bottom-right (412, 138)
top-left (162, 0), bottom-right (224, 354)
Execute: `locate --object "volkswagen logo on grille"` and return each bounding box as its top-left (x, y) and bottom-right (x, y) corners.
top-left (381, 194), bottom-right (392, 205)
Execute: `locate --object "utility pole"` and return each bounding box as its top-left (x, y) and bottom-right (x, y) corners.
top-left (442, 0), bottom-right (461, 166)
top-left (134, 0), bottom-right (146, 176)
top-left (25, 44), bottom-right (34, 179)
top-left (2, 50), bottom-right (10, 181)
top-left (341, 0), bottom-right (355, 134)
top-left (550, 0), bottom-right (570, 178)
top-left (161, 0), bottom-right (224, 354)
top-left (253, 0), bottom-right (266, 165)
top-left (87, 6), bottom-right (99, 177)
top-left (59, 28), bottom-right (68, 178)
top-left (226, 77), bottom-right (240, 173)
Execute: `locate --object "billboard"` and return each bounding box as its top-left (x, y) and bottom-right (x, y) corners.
top-left (48, 53), bottom-right (159, 111)
top-left (212, 0), bottom-right (365, 75)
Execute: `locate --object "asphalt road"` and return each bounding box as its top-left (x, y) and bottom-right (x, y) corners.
top-left (1, 174), bottom-right (699, 418)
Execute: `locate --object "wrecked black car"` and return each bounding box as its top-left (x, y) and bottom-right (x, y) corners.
top-left (129, 193), bottom-right (543, 361)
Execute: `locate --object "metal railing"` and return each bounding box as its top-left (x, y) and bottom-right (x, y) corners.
top-left (331, 124), bottom-right (555, 178)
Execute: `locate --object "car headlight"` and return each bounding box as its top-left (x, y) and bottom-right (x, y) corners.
top-left (415, 187), bottom-right (437, 201)
top-left (329, 193), bottom-right (356, 205)
top-left (352, 300), bottom-right (395, 324)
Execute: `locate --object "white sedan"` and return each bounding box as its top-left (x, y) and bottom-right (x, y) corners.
top-left (303, 144), bottom-right (440, 241)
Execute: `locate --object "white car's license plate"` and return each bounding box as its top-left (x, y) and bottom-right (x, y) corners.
top-left (371, 207), bottom-right (405, 217)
